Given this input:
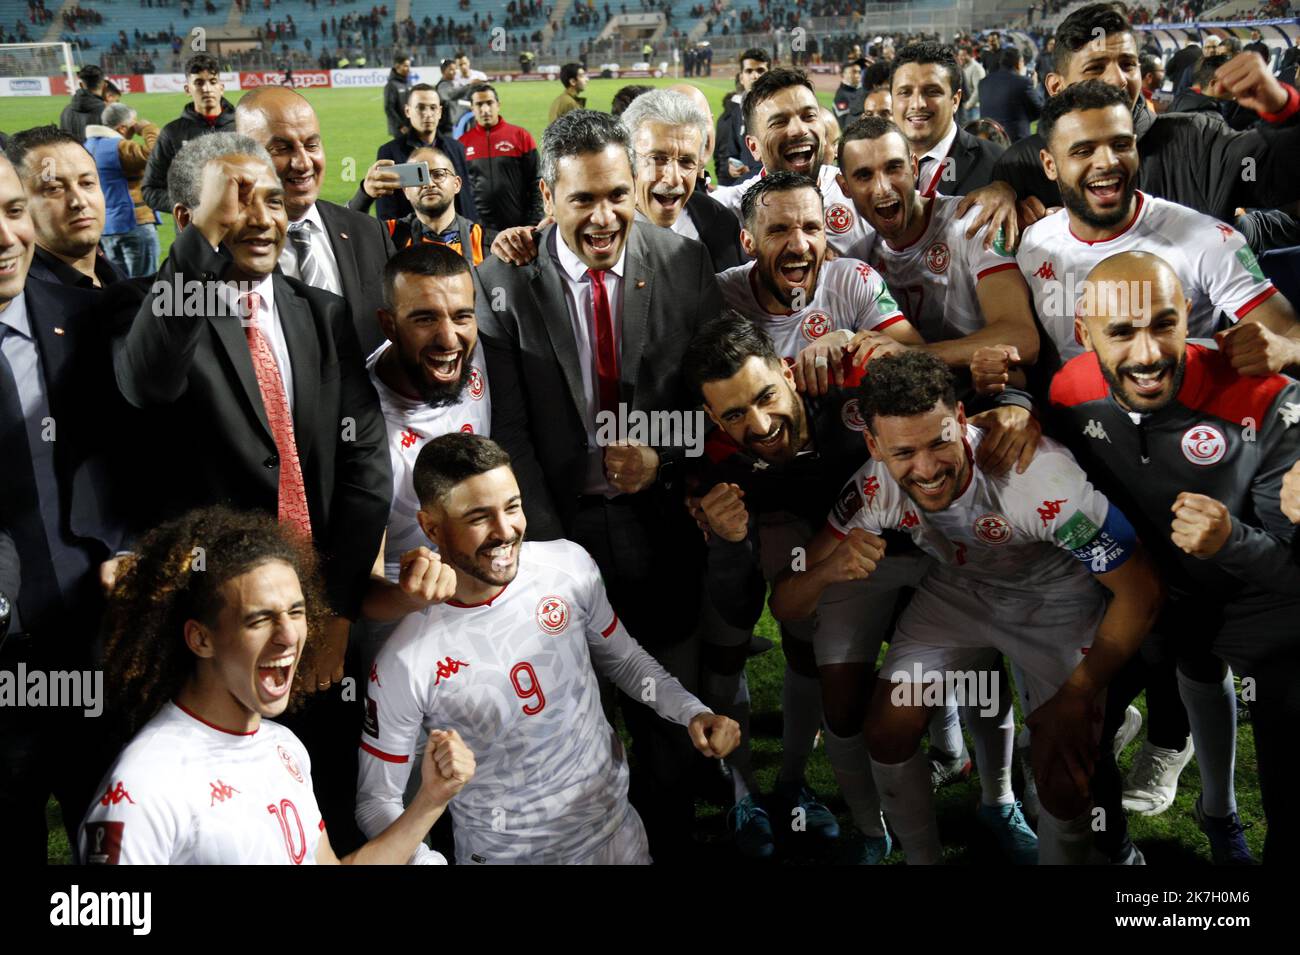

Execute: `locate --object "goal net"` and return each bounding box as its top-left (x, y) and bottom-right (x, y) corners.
top-left (0, 42), bottom-right (77, 85)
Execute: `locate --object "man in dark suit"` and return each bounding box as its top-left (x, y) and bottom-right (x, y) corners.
top-left (114, 132), bottom-right (391, 851)
top-left (235, 86), bottom-right (397, 355)
top-left (892, 41), bottom-right (1005, 196)
top-left (477, 110), bottom-right (723, 860)
top-left (0, 154), bottom-right (129, 863)
top-left (348, 83), bottom-right (478, 225)
top-left (978, 47), bottom-right (1045, 143)
top-left (715, 48), bottom-right (769, 186)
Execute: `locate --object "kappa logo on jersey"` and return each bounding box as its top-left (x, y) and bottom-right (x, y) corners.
top-left (1181, 424), bottom-right (1226, 466)
top-left (399, 428), bottom-right (421, 450)
top-left (1279, 401), bottom-right (1300, 427)
top-left (209, 779), bottom-right (240, 806)
top-left (468, 366), bottom-right (485, 400)
top-left (460, 422), bottom-right (475, 433)
top-left (278, 745), bottom-right (305, 784)
top-left (434, 656), bottom-right (470, 685)
top-left (862, 474), bottom-right (881, 506)
top-left (841, 398), bottom-right (867, 431)
top-left (855, 262), bottom-right (875, 283)
top-left (369, 662), bottom-right (382, 687)
top-left (1083, 419), bottom-right (1111, 442)
top-left (100, 781), bottom-right (134, 806)
top-left (925, 242), bottom-right (950, 274)
top-left (801, 310), bottom-right (832, 342)
top-left (1037, 498), bottom-right (1067, 527)
top-left (825, 202), bottom-right (854, 234)
top-left (899, 510), bottom-right (919, 530)
top-left (1216, 223), bottom-right (1235, 242)
top-left (84, 821), bottom-right (124, 865)
top-left (536, 595), bottom-right (570, 634)
top-left (973, 513), bottom-right (1012, 545)
top-left (1034, 261), bottom-right (1056, 282)
top-left (834, 482), bottom-right (864, 525)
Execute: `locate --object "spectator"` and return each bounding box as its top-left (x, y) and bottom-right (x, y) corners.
top-left (85, 103), bottom-right (161, 277)
top-left (548, 62), bottom-right (588, 122)
top-left (977, 46), bottom-right (1044, 143)
top-left (142, 53), bottom-right (235, 214)
top-left (58, 64), bottom-right (107, 142)
top-left (610, 84), bottom-right (653, 117)
top-left (1169, 54), bottom-right (1257, 130)
top-left (957, 45), bottom-right (986, 124)
top-left (715, 47), bottom-right (768, 186)
top-left (458, 82), bottom-right (545, 231)
top-left (832, 60), bottom-right (865, 130)
top-left (435, 58), bottom-right (468, 131)
top-left (1140, 54), bottom-right (1166, 112)
top-left (350, 82), bottom-right (479, 224)
top-left (384, 53), bottom-right (412, 139)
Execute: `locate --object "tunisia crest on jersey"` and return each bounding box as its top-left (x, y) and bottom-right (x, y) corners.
top-left (841, 398), bottom-right (867, 431)
top-left (925, 242), bottom-right (950, 274)
top-left (801, 310), bottom-right (832, 341)
top-left (536, 595), bottom-right (570, 634)
top-left (825, 202), bottom-right (854, 235)
top-left (1181, 424), bottom-right (1226, 466)
top-left (973, 513), bottom-right (1012, 545)
top-left (468, 366), bottom-right (485, 400)
top-left (278, 745), bottom-right (305, 784)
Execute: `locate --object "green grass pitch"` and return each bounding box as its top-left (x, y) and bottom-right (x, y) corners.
top-left (8, 78), bottom-right (1263, 864)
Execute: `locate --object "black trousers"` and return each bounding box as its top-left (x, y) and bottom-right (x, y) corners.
top-left (569, 493), bottom-right (706, 863)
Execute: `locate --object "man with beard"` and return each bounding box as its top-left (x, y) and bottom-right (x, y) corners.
top-left (1015, 81), bottom-right (1300, 372)
top-left (351, 83), bottom-right (478, 225)
top-left (771, 351), bottom-right (1163, 864)
top-left (356, 433), bottom-right (739, 864)
top-left (836, 116), bottom-right (1037, 383)
top-left (992, 3), bottom-right (1300, 237)
top-left (375, 146), bottom-right (490, 264)
top-left (683, 316), bottom-right (1043, 862)
top-left (716, 171), bottom-right (922, 397)
top-left (6, 126), bottom-right (120, 290)
top-left (236, 87), bottom-right (396, 354)
top-left (1050, 250), bottom-right (1300, 863)
top-left (362, 243), bottom-right (490, 627)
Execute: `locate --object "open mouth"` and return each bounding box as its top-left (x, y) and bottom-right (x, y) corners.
top-left (782, 140), bottom-right (817, 173)
top-left (1124, 366), bottom-right (1168, 397)
top-left (905, 112), bottom-right (932, 131)
top-left (480, 539), bottom-right (518, 574)
top-left (284, 172), bottom-right (316, 193)
top-left (243, 236), bottom-right (276, 254)
top-left (0, 254), bottom-right (24, 278)
top-left (424, 349), bottom-right (463, 382)
top-left (910, 471), bottom-right (951, 499)
top-left (583, 230), bottom-right (619, 256)
top-left (652, 190), bottom-right (684, 210)
top-left (779, 257), bottom-right (813, 286)
top-left (749, 421), bottom-right (785, 450)
top-left (1085, 174), bottom-right (1124, 204)
top-left (257, 654), bottom-right (295, 700)
top-left (872, 196), bottom-right (903, 230)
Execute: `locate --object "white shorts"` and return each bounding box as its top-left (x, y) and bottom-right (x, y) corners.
top-left (879, 569), bottom-right (1107, 713)
top-left (583, 805), bottom-right (652, 865)
top-left (758, 512), bottom-right (933, 667)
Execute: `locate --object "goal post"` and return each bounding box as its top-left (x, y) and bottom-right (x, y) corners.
top-left (0, 42), bottom-right (77, 88)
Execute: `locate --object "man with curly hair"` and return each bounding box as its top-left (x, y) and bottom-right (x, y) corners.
top-left (78, 507), bottom-right (475, 865)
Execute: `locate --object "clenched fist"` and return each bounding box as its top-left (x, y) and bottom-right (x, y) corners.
top-left (970, 344), bottom-right (1021, 396)
top-left (1215, 322), bottom-right (1297, 377)
top-left (605, 443), bottom-right (659, 494)
top-left (420, 728), bottom-right (476, 805)
top-left (398, 546), bottom-right (457, 607)
top-left (700, 482), bottom-right (750, 542)
top-left (819, 527), bottom-right (886, 584)
top-left (688, 712), bottom-right (741, 758)
top-left (1170, 492), bottom-right (1233, 558)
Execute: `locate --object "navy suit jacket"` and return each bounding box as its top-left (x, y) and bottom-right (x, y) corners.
top-left (977, 70), bottom-right (1044, 144)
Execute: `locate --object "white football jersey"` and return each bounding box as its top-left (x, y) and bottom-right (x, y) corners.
top-left (357, 540), bottom-right (709, 864)
top-left (711, 164), bottom-right (876, 256)
top-left (869, 194), bottom-right (1020, 343)
top-left (1017, 191), bottom-right (1278, 363)
top-left (827, 426), bottom-right (1133, 598)
top-left (79, 702), bottom-right (325, 865)
top-left (716, 256), bottom-right (905, 360)
top-left (367, 343), bottom-right (492, 580)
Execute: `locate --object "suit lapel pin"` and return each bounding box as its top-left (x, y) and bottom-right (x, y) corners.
top-left (339, 232), bottom-right (349, 240)
top-left (635, 279), bottom-right (646, 289)
top-left (53, 327), bottom-right (65, 335)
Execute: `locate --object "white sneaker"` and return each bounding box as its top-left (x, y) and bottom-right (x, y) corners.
top-left (1122, 736), bottom-right (1195, 816)
top-left (1113, 705), bottom-right (1143, 758)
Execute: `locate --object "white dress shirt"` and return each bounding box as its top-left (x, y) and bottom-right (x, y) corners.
top-left (277, 202), bottom-right (344, 296)
top-left (220, 274), bottom-right (295, 413)
top-left (917, 120), bottom-right (959, 197)
top-left (550, 228), bottom-right (627, 495)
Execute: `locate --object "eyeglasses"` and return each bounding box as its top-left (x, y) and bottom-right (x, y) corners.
top-left (635, 151), bottom-right (699, 174)
top-left (426, 169), bottom-right (457, 182)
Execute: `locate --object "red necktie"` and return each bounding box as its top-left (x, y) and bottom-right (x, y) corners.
top-left (242, 292), bottom-right (313, 538)
top-left (586, 268), bottom-right (619, 414)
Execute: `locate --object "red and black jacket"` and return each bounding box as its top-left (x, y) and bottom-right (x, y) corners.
top-left (458, 118), bottom-right (546, 231)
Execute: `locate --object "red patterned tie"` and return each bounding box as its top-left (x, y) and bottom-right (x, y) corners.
top-left (242, 292), bottom-right (313, 538)
top-left (586, 268), bottom-right (619, 414)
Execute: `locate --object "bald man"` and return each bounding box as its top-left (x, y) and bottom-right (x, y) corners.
top-left (668, 83), bottom-right (716, 179)
top-left (1050, 250), bottom-right (1300, 864)
top-left (236, 87), bottom-right (396, 353)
